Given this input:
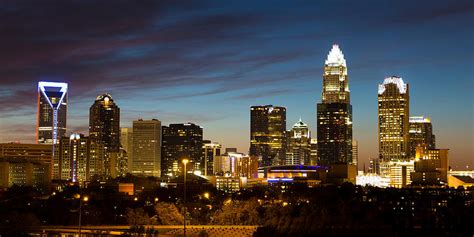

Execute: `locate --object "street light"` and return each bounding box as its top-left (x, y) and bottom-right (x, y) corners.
top-left (203, 192), bottom-right (210, 199)
top-left (182, 159), bottom-right (189, 237)
top-left (78, 181), bottom-right (90, 237)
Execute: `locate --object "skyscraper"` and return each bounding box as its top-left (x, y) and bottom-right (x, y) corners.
top-left (161, 123), bottom-right (203, 177)
top-left (250, 105), bottom-right (286, 167)
top-left (378, 76), bottom-right (410, 162)
top-left (89, 94), bottom-right (120, 152)
top-left (378, 76), bottom-right (410, 185)
top-left (286, 119), bottom-right (311, 165)
top-left (316, 45), bottom-right (352, 165)
top-left (37, 81), bottom-right (68, 144)
top-left (203, 140), bottom-right (221, 176)
top-left (131, 119), bottom-right (161, 177)
top-left (409, 116), bottom-right (436, 157)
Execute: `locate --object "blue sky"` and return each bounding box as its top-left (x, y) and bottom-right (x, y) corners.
top-left (0, 0), bottom-right (473, 169)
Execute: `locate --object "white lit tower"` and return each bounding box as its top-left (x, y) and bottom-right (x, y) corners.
top-left (316, 44), bottom-right (353, 165)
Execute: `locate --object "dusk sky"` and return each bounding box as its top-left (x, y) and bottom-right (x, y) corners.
top-left (0, 0), bottom-right (473, 169)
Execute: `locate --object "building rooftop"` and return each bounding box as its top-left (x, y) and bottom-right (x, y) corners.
top-left (378, 76), bottom-right (407, 95)
top-left (325, 44), bottom-right (346, 67)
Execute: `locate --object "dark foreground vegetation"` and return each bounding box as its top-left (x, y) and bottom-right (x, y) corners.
top-left (0, 175), bottom-right (472, 236)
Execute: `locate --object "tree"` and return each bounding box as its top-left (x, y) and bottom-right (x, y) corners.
top-left (154, 202), bottom-right (184, 225)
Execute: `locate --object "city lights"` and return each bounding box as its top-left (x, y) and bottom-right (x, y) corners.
top-left (0, 2), bottom-right (470, 236)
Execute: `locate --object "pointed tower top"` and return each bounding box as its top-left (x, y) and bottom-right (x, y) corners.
top-left (325, 44), bottom-right (346, 67)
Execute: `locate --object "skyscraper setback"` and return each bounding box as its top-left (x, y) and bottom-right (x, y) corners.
top-left (89, 94), bottom-right (120, 152)
top-left (37, 81), bottom-right (68, 144)
top-left (316, 45), bottom-right (352, 165)
top-left (250, 105), bottom-right (286, 167)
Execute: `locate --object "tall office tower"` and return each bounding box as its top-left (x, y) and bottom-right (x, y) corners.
top-left (286, 119), bottom-right (311, 165)
top-left (89, 94), bottom-right (120, 152)
top-left (37, 81), bottom-right (68, 144)
top-left (120, 127), bottom-right (133, 171)
top-left (54, 133), bottom-right (105, 182)
top-left (378, 76), bottom-right (410, 162)
top-left (250, 105), bottom-right (286, 167)
top-left (161, 123), bottom-right (203, 177)
top-left (203, 140), bottom-right (222, 176)
top-left (317, 45), bottom-right (352, 165)
top-left (352, 140), bottom-right (358, 168)
top-left (131, 119), bottom-right (161, 177)
top-left (409, 116), bottom-right (436, 158)
top-left (378, 76), bottom-right (410, 183)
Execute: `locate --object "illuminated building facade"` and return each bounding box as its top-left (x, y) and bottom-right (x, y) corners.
top-left (352, 140), bottom-right (358, 168)
top-left (378, 76), bottom-right (410, 184)
top-left (285, 119), bottom-right (311, 165)
top-left (120, 127), bottom-right (133, 171)
top-left (161, 123), bottom-right (202, 177)
top-left (411, 146), bottom-right (448, 186)
top-left (0, 143), bottom-right (52, 165)
top-left (386, 160), bottom-right (414, 188)
top-left (257, 165), bottom-right (328, 188)
top-left (378, 76), bottom-right (410, 162)
top-left (250, 105), bottom-right (286, 167)
top-left (37, 81), bottom-right (68, 144)
top-left (55, 133), bottom-right (105, 182)
top-left (309, 139), bottom-right (318, 165)
top-left (0, 157), bottom-right (51, 191)
top-left (89, 94), bottom-right (120, 152)
top-left (317, 45), bottom-right (352, 165)
top-left (131, 119), bottom-right (162, 177)
top-left (409, 116), bottom-right (436, 158)
top-left (214, 152), bottom-right (259, 178)
top-left (203, 141), bottom-right (221, 176)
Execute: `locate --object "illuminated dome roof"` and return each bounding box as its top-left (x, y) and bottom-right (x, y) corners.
top-left (378, 76), bottom-right (407, 95)
top-left (325, 44), bottom-right (346, 67)
top-left (96, 93), bottom-right (113, 101)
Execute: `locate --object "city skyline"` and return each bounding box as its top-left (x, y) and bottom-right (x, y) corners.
top-left (0, 1), bottom-right (473, 169)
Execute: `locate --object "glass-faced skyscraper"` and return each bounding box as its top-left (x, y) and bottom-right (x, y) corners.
top-left (37, 81), bottom-right (68, 144)
top-left (378, 76), bottom-right (410, 161)
top-left (161, 123), bottom-right (203, 177)
top-left (316, 45), bottom-right (353, 165)
top-left (250, 105), bottom-right (286, 167)
top-left (89, 94), bottom-right (120, 152)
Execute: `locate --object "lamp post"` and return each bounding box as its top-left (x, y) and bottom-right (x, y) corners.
top-left (78, 181), bottom-right (89, 237)
top-left (182, 159), bottom-right (189, 237)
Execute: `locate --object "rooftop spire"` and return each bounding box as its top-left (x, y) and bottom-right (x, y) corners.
top-left (325, 44), bottom-right (346, 67)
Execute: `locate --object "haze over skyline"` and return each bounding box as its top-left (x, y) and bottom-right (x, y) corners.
top-left (0, 0), bottom-right (473, 169)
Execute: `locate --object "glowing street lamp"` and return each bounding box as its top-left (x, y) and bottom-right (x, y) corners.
top-left (182, 159), bottom-right (189, 237)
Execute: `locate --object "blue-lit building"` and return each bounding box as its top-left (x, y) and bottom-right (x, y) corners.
top-left (257, 165), bottom-right (328, 187)
top-left (37, 81), bottom-right (68, 144)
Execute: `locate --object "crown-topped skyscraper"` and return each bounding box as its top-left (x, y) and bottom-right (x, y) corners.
top-left (317, 44), bottom-right (353, 165)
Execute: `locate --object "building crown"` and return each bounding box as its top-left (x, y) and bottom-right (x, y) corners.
top-left (325, 44), bottom-right (346, 67)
